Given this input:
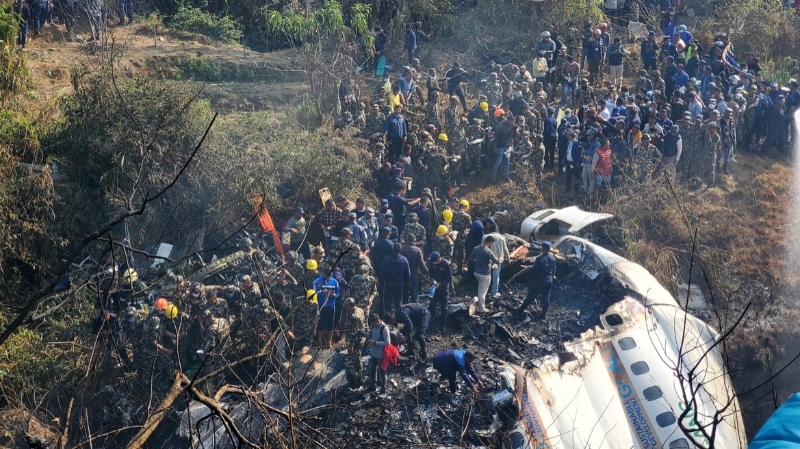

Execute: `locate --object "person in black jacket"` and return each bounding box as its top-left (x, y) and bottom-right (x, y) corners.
top-left (387, 302), bottom-right (430, 361)
top-left (564, 129), bottom-right (582, 192)
top-left (13, 0), bottom-right (31, 48)
top-left (400, 235), bottom-right (428, 302)
top-left (428, 251), bottom-right (452, 330)
top-left (510, 242), bottom-right (557, 320)
top-left (491, 114), bottom-right (517, 181)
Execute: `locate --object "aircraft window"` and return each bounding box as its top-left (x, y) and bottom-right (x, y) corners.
top-left (630, 361), bottom-right (649, 375)
top-left (656, 411), bottom-right (677, 427)
top-left (669, 439), bottom-right (690, 449)
top-left (606, 314), bottom-right (624, 326)
top-left (618, 337), bottom-right (636, 350)
top-left (643, 386), bottom-right (663, 401)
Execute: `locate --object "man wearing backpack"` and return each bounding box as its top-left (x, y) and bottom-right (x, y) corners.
top-left (362, 313), bottom-right (391, 395)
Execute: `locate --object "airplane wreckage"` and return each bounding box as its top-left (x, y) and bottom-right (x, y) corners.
top-left (123, 207), bottom-right (746, 449)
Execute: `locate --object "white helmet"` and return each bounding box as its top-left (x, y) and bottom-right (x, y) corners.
top-left (540, 31), bottom-right (551, 38)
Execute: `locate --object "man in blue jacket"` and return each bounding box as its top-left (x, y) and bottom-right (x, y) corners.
top-left (404, 23), bottom-right (417, 64)
top-left (432, 349), bottom-right (484, 394)
top-left (313, 269), bottom-right (340, 348)
top-left (371, 226), bottom-right (394, 274)
top-left (381, 105), bottom-right (408, 164)
top-left (379, 243), bottom-right (411, 312)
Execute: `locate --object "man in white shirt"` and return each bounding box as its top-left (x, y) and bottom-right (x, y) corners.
top-left (484, 232), bottom-right (510, 299)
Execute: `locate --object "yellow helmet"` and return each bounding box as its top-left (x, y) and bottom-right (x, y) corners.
top-left (459, 199), bottom-right (470, 209)
top-left (306, 289), bottom-right (318, 303)
top-left (436, 225), bottom-right (449, 237)
top-left (306, 259), bottom-right (318, 270)
top-left (442, 209), bottom-right (453, 222)
top-left (437, 133), bottom-right (448, 142)
top-left (122, 268), bottom-right (138, 282)
top-left (480, 101), bottom-right (489, 112)
top-left (165, 303), bottom-right (179, 319)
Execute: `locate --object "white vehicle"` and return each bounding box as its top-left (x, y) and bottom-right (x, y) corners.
top-left (520, 206), bottom-right (613, 242)
top-left (490, 236), bottom-right (747, 449)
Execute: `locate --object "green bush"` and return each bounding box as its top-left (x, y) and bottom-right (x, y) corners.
top-left (295, 94), bottom-right (321, 130)
top-left (169, 5), bottom-right (242, 44)
top-left (0, 4), bottom-right (30, 94)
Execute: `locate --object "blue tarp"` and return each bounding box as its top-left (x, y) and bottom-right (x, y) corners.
top-left (751, 393), bottom-right (800, 449)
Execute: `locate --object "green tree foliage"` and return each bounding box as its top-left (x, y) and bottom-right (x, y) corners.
top-left (264, 1), bottom-right (371, 124)
top-left (169, 5), bottom-right (243, 44)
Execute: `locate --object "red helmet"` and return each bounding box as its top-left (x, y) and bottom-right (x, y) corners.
top-left (155, 297), bottom-right (169, 310)
top-left (593, 28), bottom-right (601, 36)
top-left (599, 23), bottom-right (608, 30)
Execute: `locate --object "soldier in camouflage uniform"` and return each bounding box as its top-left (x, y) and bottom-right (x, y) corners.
top-left (343, 245), bottom-right (371, 279)
top-left (425, 91), bottom-right (441, 130)
top-left (530, 133), bottom-right (546, 188)
top-left (330, 227), bottom-right (359, 262)
top-left (443, 96), bottom-right (461, 135)
top-left (635, 133), bottom-right (660, 182)
top-left (269, 272), bottom-right (298, 308)
top-left (679, 114), bottom-right (702, 180)
top-left (634, 69), bottom-right (653, 96)
top-left (523, 108), bottom-right (541, 138)
top-left (348, 264), bottom-right (378, 313)
top-left (432, 225), bottom-right (454, 260)
top-left (293, 290), bottom-right (320, 349)
top-left (451, 202), bottom-right (472, 273)
top-left (651, 71), bottom-right (666, 95)
top-left (136, 314), bottom-right (175, 391)
top-left (574, 78), bottom-right (596, 110)
top-left (448, 118), bottom-right (468, 186)
top-left (122, 306), bottom-right (146, 371)
top-left (550, 47), bottom-right (569, 101)
top-left (699, 121), bottom-right (721, 186)
top-left (238, 237), bottom-right (271, 280)
top-left (339, 297), bottom-right (367, 387)
top-left (484, 72), bottom-right (502, 107)
top-left (465, 124), bottom-right (483, 174)
top-left (365, 104), bottom-right (385, 136)
top-left (420, 142), bottom-right (448, 196)
top-left (239, 274), bottom-right (262, 308)
top-left (566, 23), bottom-right (581, 57)
top-left (407, 123), bottom-right (421, 151)
top-left (515, 130), bottom-right (534, 159)
top-left (401, 212), bottom-right (427, 248)
top-left (198, 309), bottom-right (231, 393)
top-left (282, 252), bottom-right (305, 292)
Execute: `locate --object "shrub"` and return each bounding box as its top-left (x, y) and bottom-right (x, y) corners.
top-left (295, 94), bottom-right (322, 130)
top-left (169, 5), bottom-right (242, 44)
top-left (0, 4), bottom-right (30, 95)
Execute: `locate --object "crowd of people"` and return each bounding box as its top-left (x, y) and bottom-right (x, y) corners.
top-left (12, 0), bottom-right (132, 46)
top-left (91, 14), bottom-right (799, 402)
top-left (337, 18), bottom-right (797, 203)
top-left (95, 187), bottom-right (500, 397)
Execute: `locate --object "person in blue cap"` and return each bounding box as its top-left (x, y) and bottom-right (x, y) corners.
top-left (510, 241), bottom-right (557, 320)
